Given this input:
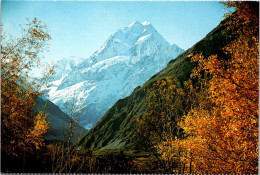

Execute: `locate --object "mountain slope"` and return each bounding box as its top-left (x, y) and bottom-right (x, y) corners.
top-left (77, 19), bottom-right (230, 151)
top-left (45, 21), bottom-right (183, 128)
top-left (35, 97), bottom-right (87, 142)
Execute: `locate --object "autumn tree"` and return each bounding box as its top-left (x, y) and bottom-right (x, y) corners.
top-left (1, 18), bottom-right (53, 157)
top-left (137, 77), bottom-right (187, 173)
top-left (138, 75), bottom-right (212, 173)
top-left (177, 2), bottom-right (258, 174)
top-left (49, 91), bottom-right (88, 174)
top-left (138, 2), bottom-right (259, 174)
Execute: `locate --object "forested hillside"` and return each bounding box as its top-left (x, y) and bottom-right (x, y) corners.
top-left (78, 15), bottom-right (229, 151)
top-left (78, 2), bottom-right (258, 174)
top-left (2, 1), bottom-right (258, 174)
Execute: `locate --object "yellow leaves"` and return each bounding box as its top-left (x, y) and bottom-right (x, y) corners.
top-left (126, 3), bottom-right (259, 174)
top-left (187, 52), bottom-right (194, 58)
top-left (34, 112), bottom-right (49, 134)
top-left (178, 2), bottom-right (259, 173)
top-left (26, 112), bottom-right (49, 150)
top-left (223, 2), bottom-right (258, 38)
top-left (137, 76), bottom-right (191, 172)
top-left (160, 80), bottom-right (167, 87)
top-left (1, 18), bottom-right (51, 157)
top-left (155, 141), bottom-right (176, 160)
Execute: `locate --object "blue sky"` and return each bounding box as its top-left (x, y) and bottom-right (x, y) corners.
top-left (2, 1), bottom-right (228, 64)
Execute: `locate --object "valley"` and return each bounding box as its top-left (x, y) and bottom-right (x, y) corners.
top-left (1, 1), bottom-right (258, 174)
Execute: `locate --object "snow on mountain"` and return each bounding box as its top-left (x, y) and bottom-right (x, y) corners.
top-left (45, 21), bottom-right (184, 128)
top-left (51, 56), bottom-right (85, 80)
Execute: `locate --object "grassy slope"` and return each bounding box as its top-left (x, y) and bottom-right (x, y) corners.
top-left (78, 19), bottom-right (229, 151)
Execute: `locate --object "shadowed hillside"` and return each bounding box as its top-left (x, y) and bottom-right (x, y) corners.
top-left (78, 18), bottom-right (230, 151)
top-left (35, 97), bottom-right (87, 142)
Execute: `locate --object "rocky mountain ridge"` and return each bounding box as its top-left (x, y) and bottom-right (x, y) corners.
top-left (45, 21), bottom-right (184, 128)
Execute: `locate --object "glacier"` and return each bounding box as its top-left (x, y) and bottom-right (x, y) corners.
top-left (44, 21), bottom-right (184, 128)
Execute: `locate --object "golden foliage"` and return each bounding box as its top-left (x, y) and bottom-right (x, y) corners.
top-left (140, 2), bottom-right (259, 174)
top-left (177, 2), bottom-right (259, 174)
top-left (1, 18), bottom-right (52, 156)
top-left (138, 77), bottom-right (187, 173)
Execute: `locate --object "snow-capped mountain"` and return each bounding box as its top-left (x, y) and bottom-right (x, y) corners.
top-left (45, 21), bottom-right (184, 128)
top-left (52, 56), bottom-right (85, 80)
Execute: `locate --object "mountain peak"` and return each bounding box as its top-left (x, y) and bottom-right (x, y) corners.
top-left (91, 20), bottom-right (174, 63)
top-left (142, 21), bottom-right (151, 26)
top-left (46, 20), bottom-right (184, 128)
top-left (128, 20), bottom-right (142, 27)
top-left (128, 20), bottom-right (152, 28)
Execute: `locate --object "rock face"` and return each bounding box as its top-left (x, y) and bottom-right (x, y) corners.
top-left (45, 21), bottom-right (183, 128)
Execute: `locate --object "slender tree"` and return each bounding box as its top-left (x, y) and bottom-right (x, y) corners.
top-left (137, 77), bottom-right (186, 173)
top-left (1, 18), bottom-right (52, 157)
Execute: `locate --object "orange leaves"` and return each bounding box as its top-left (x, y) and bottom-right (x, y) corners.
top-left (1, 18), bottom-right (51, 157)
top-left (222, 1), bottom-right (259, 38)
top-left (137, 77), bottom-right (186, 173)
top-left (178, 2), bottom-right (258, 173)
top-left (1, 78), bottom-right (49, 155)
top-left (180, 64), bottom-right (258, 173)
top-left (27, 111), bottom-right (49, 147)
